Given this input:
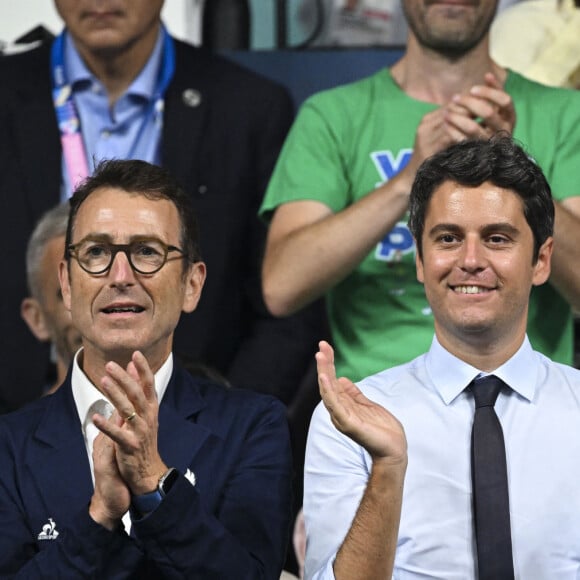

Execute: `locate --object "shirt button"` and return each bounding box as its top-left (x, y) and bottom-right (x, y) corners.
top-left (101, 130), bottom-right (111, 139)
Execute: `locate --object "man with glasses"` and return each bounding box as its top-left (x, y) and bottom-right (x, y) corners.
top-left (0, 159), bottom-right (292, 578)
top-left (0, 0), bottom-right (319, 414)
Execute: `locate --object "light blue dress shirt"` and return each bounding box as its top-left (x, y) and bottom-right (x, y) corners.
top-left (304, 336), bottom-right (580, 579)
top-left (60, 29), bottom-right (165, 200)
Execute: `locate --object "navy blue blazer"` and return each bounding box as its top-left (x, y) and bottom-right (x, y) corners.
top-left (0, 363), bottom-right (292, 579)
top-left (0, 37), bottom-right (323, 412)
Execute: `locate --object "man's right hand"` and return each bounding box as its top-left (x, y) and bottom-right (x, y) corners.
top-left (316, 340), bottom-right (407, 466)
top-left (89, 414), bottom-right (131, 531)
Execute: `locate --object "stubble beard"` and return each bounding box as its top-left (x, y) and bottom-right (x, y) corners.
top-left (404, 2), bottom-right (496, 60)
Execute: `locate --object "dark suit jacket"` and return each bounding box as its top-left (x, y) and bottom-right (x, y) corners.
top-left (0, 362), bottom-right (292, 578)
top-left (0, 38), bottom-right (323, 412)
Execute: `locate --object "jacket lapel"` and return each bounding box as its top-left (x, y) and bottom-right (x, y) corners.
top-left (157, 366), bottom-right (213, 473)
top-left (26, 382), bottom-right (94, 520)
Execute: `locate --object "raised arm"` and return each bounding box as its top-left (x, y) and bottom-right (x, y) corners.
top-left (306, 341), bottom-right (407, 580)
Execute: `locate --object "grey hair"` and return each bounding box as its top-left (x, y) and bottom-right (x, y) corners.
top-left (26, 203), bottom-right (70, 300)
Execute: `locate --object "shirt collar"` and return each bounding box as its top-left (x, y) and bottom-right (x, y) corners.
top-left (63, 26), bottom-right (165, 100)
top-left (72, 348), bottom-right (173, 431)
top-left (425, 335), bottom-right (539, 405)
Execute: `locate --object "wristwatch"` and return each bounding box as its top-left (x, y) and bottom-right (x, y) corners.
top-left (158, 467), bottom-right (179, 496)
top-left (131, 467), bottom-right (179, 516)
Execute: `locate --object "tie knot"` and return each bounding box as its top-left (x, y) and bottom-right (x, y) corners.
top-left (470, 375), bottom-right (504, 408)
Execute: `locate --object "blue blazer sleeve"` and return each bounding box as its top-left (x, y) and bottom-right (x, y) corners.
top-left (133, 396), bottom-right (293, 579)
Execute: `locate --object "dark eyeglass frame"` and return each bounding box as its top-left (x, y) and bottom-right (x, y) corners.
top-left (67, 238), bottom-right (186, 275)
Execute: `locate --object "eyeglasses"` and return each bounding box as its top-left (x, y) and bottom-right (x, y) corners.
top-left (68, 238), bottom-right (186, 275)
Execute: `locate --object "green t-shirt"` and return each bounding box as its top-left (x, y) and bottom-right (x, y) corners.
top-left (261, 69), bottom-right (580, 380)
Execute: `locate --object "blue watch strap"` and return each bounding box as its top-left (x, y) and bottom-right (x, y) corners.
top-left (131, 489), bottom-right (163, 515)
top-left (130, 468), bottom-right (179, 518)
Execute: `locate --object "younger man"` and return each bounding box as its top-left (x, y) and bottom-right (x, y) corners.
top-left (305, 137), bottom-right (580, 579)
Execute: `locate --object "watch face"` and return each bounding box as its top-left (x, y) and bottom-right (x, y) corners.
top-left (159, 467), bottom-right (179, 496)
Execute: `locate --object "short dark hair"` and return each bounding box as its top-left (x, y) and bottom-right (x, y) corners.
top-left (65, 159), bottom-right (202, 266)
top-left (408, 135), bottom-right (554, 263)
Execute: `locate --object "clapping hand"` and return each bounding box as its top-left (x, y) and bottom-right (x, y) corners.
top-left (316, 341), bottom-right (407, 466)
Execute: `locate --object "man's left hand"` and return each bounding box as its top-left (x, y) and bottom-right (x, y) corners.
top-left (444, 72), bottom-right (516, 138)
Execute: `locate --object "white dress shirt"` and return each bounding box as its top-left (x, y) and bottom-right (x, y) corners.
top-left (304, 336), bottom-right (580, 579)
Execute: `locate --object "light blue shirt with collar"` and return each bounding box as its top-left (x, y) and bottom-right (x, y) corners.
top-left (60, 28), bottom-right (165, 200)
top-left (304, 335), bottom-right (580, 579)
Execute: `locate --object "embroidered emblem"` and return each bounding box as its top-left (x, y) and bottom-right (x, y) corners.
top-left (37, 518), bottom-right (59, 541)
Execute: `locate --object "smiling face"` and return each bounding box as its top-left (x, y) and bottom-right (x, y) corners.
top-left (54, 0), bottom-right (164, 59)
top-left (416, 180), bottom-right (552, 356)
top-left (59, 187), bottom-right (205, 376)
top-left (402, 0), bottom-right (498, 56)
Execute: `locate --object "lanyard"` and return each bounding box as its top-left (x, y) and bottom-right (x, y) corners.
top-left (50, 26), bottom-right (176, 194)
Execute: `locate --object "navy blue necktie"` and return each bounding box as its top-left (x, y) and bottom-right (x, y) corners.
top-left (470, 375), bottom-right (514, 580)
